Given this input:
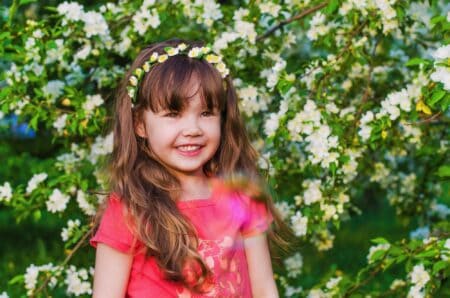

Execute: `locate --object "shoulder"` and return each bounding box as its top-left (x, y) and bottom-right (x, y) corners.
top-left (90, 192), bottom-right (138, 252)
top-left (98, 192), bottom-right (130, 221)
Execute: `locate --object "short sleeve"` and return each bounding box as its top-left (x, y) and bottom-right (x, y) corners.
top-left (239, 194), bottom-right (274, 238)
top-left (90, 193), bottom-right (137, 253)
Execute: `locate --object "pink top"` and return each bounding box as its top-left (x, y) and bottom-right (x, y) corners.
top-left (90, 179), bottom-right (273, 297)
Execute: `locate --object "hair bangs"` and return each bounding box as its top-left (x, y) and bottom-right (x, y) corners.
top-left (139, 55), bottom-right (226, 113)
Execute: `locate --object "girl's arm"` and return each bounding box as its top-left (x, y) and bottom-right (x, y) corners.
top-left (244, 233), bottom-right (279, 298)
top-left (93, 243), bottom-right (133, 298)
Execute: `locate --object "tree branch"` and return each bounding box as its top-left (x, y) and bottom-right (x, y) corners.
top-left (403, 111), bottom-right (442, 125)
top-left (256, 2), bottom-right (329, 42)
top-left (32, 226), bottom-right (95, 297)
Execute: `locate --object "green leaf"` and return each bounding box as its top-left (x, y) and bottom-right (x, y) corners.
top-left (383, 257), bottom-right (396, 271)
top-left (8, 274), bottom-right (24, 285)
top-left (29, 112), bottom-right (41, 130)
top-left (370, 249), bottom-right (386, 262)
top-left (371, 237), bottom-right (390, 244)
top-left (394, 255), bottom-right (407, 264)
top-left (436, 165), bottom-right (450, 178)
top-left (19, 0), bottom-right (37, 5)
top-left (432, 260), bottom-right (449, 274)
top-left (325, 0), bottom-right (339, 15)
top-left (389, 246), bottom-right (403, 256)
top-left (427, 89), bottom-right (446, 107)
top-left (415, 249), bottom-right (438, 258)
top-left (405, 58), bottom-right (430, 67)
top-left (430, 15), bottom-right (446, 25)
top-left (33, 209), bottom-right (41, 221)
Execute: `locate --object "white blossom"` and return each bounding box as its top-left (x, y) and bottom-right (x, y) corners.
top-left (46, 189), bottom-right (70, 213)
top-left (320, 203), bottom-right (338, 221)
top-left (390, 279), bottom-right (406, 290)
top-left (307, 12), bottom-right (330, 41)
top-left (407, 285), bottom-right (425, 298)
top-left (264, 113), bottom-right (280, 137)
top-left (259, 3), bottom-right (281, 17)
top-left (88, 132), bottom-right (113, 163)
top-left (24, 265), bottom-right (39, 295)
top-left (81, 11), bottom-right (110, 38)
top-left (430, 66), bottom-right (450, 91)
top-left (57, 2), bottom-right (84, 25)
top-left (42, 80), bottom-right (65, 102)
top-left (307, 288), bottom-right (329, 298)
top-left (61, 219), bottom-right (81, 242)
top-left (26, 173), bottom-right (48, 194)
top-left (234, 20), bottom-right (257, 44)
top-left (132, 7), bottom-right (161, 35)
top-left (302, 179), bottom-right (323, 205)
top-left (284, 253), bottom-right (303, 278)
top-left (367, 243), bottom-right (390, 263)
top-left (409, 264), bottom-right (430, 289)
top-left (65, 266), bottom-right (92, 296)
top-left (291, 211), bottom-right (308, 237)
top-left (213, 32), bottom-right (239, 52)
top-left (83, 94), bottom-right (104, 116)
top-left (76, 190), bottom-right (96, 216)
top-left (33, 29), bottom-right (43, 39)
top-left (45, 39), bottom-right (65, 64)
top-left (275, 201), bottom-right (292, 220)
top-left (201, 0), bottom-right (223, 26)
top-left (74, 43), bottom-right (92, 61)
top-left (326, 276), bottom-right (342, 289)
top-left (53, 114), bottom-right (68, 133)
top-left (285, 285), bottom-right (303, 297)
top-left (233, 8), bottom-right (249, 21)
top-left (432, 44), bottom-right (450, 61)
top-left (238, 85), bottom-right (268, 116)
top-left (0, 182), bottom-right (12, 203)
top-left (0, 292), bottom-right (9, 298)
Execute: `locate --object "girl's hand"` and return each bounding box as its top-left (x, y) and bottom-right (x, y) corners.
top-left (244, 233), bottom-right (279, 298)
top-left (93, 243), bottom-right (133, 298)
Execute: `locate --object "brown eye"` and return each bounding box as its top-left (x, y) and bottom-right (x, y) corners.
top-left (201, 110), bottom-right (214, 117)
top-left (164, 111), bottom-right (179, 117)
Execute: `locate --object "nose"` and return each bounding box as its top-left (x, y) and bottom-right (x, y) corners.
top-left (181, 116), bottom-right (203, 137)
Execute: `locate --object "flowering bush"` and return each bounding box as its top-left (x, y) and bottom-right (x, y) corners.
top-left (0, 0), bottom-right (449, 297)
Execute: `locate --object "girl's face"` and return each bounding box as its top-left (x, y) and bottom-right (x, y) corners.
top-left (135, 76), bottom-right (221, 179)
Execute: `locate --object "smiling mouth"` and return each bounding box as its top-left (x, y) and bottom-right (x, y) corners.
top-left (177, 145), bottom-right (202, 152)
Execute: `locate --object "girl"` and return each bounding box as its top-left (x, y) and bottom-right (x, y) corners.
top-left (91, 38), bottom-right (289, 298)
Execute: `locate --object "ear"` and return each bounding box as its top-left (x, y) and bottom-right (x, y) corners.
top-left (133, 111), bottom-right (147, 138)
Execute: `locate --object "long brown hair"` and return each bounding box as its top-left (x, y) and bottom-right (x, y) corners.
top-left (104, 38), bottom-right (292, 292)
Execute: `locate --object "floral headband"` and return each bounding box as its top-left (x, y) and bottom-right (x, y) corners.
top-left (127, 43), bottom-right (230, 103)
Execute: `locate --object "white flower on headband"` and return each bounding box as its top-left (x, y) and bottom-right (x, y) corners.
top-left (166, 47), bottom-right (179, 56)
top-left (206, 54), bottom-right (221, 63)
top-left (188, 47), bottom-right (201, 58)
top-left (177, 43), bottom-right (187, 50)
top-left (158, 54), bottom-right (168, 63)
top-left (127, 88), bottom-right (135, 98)
top-left (134, 68), bottom-right (143, 77)
top-left (150, 52), bottom-right (159, 62)
top-left (129, 76), bottom-right (138, 86)
top-left (143, 61), bottom-right (150, 72)
top-left (216, 62), bottom-right (229, 77)
top-left (201, 47), bottom-right (211, 54)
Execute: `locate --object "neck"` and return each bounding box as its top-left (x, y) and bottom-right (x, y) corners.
top-left (176, 173), bottom-right (213, 201)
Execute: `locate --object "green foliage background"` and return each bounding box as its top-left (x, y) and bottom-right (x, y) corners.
top-left (0, 0), bottom-right (449, 297)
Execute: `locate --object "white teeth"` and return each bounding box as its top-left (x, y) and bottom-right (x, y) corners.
top-left (178, 145), bottom-right (200, 152)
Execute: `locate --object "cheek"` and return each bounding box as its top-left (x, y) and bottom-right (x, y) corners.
top-left (207, 119), bottom-right (221, 140)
